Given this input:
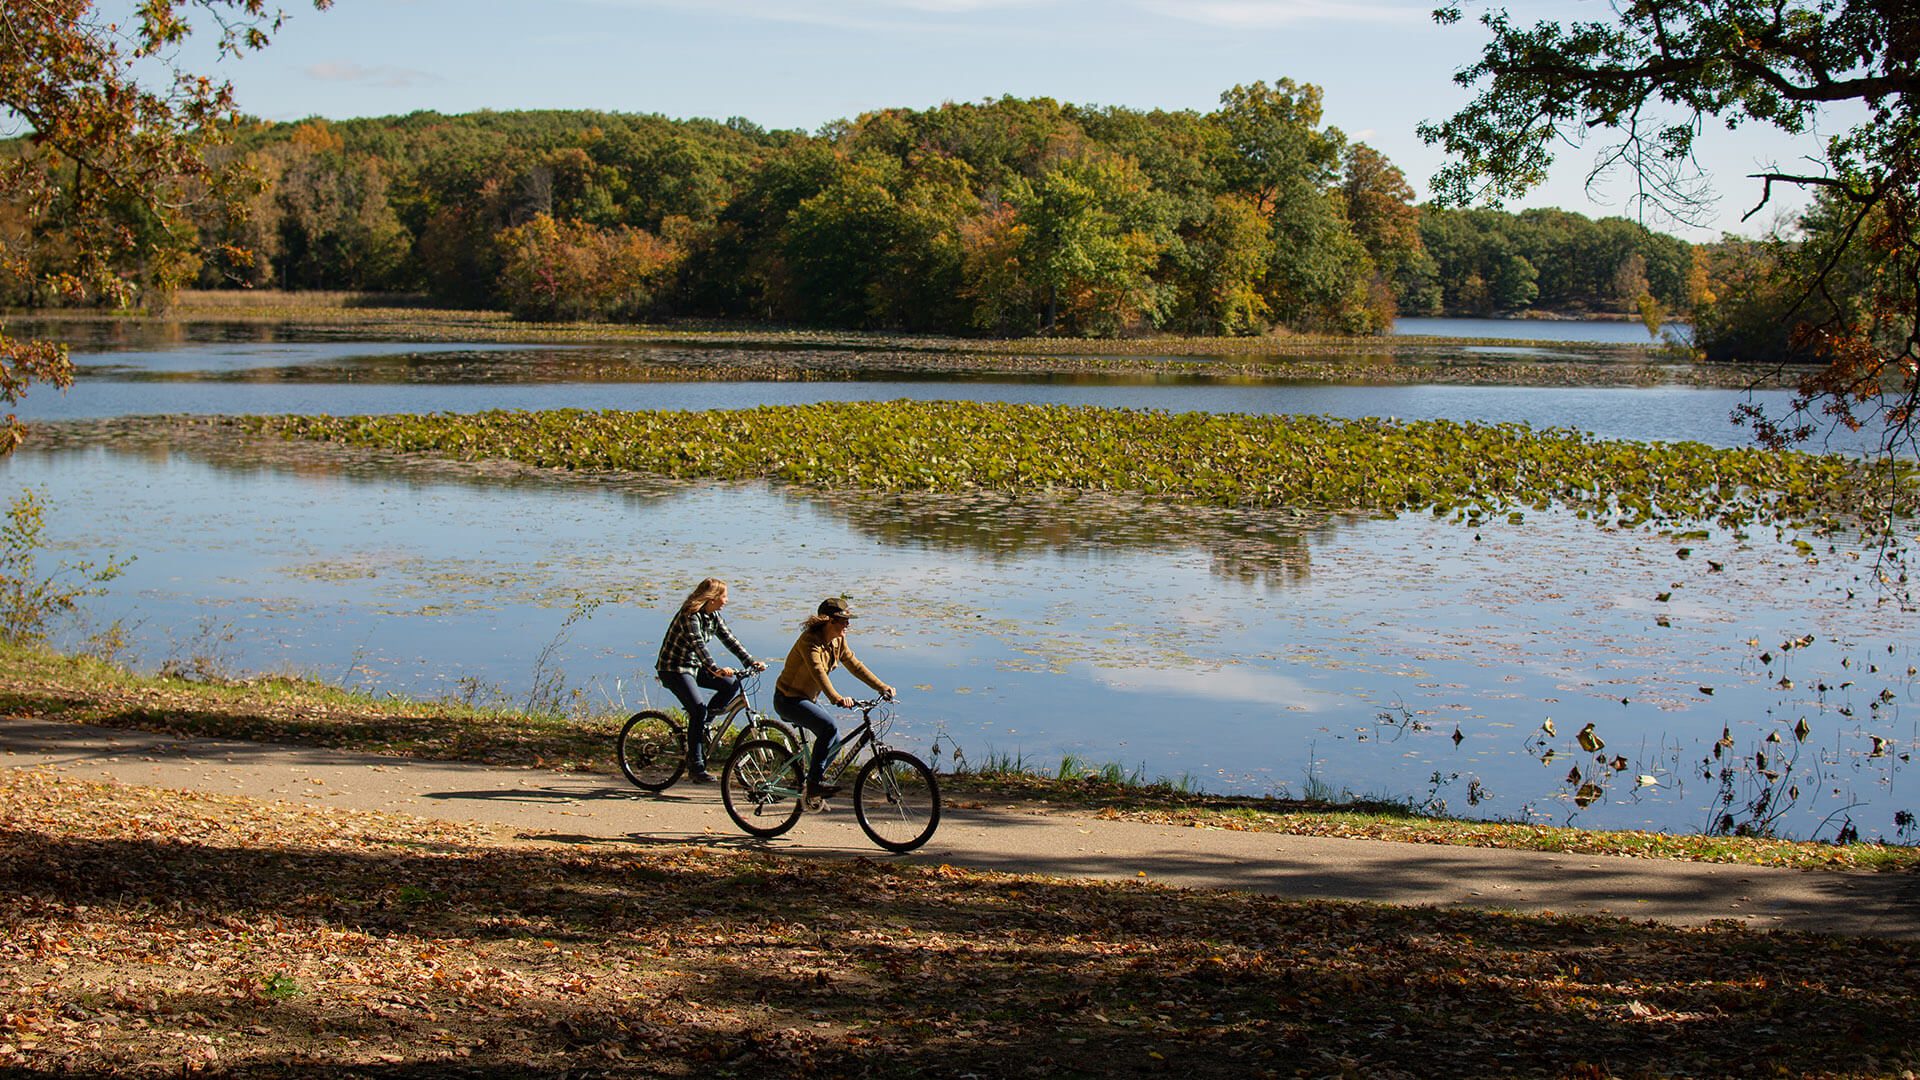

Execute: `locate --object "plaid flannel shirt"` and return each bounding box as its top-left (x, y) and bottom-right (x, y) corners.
top-left (655, 608), bottom-right (755, 676)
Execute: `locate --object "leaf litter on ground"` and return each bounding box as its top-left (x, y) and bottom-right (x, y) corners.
top-left (1, 766), bottom-right (1916, 1078)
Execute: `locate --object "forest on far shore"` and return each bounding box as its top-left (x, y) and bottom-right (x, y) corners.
top-left (4, 88), bottom-right (1703, 337)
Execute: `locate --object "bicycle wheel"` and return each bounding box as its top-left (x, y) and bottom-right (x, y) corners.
top-left (617, 710), bottom-right (686, 791)
top-left (854, 750), bottom-right (941, 852)
top-left (722, 738), bottom-right (806, 839)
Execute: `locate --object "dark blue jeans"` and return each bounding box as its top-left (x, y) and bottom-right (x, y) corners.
top-left (658, 669), bottom-right (741, 769)
top-left (774, 692), bottom-right (837, 790)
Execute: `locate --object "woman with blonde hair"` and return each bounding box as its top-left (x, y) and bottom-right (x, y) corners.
top-left (773, 596), bottom-right (896, 799)
top-left (655, 577), bottom-right (765, 782)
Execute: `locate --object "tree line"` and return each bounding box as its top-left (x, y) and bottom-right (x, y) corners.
top-left (5, 89), bottom-right (1701, 336)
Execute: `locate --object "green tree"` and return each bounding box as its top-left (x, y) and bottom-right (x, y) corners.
top-left (1009, 156), bottom-right (1169, 335)
top-left (1213, 79), bottom-right (1344, 215)
top-left (779, 149), bottom-right (975, 330)
top-left (1264, 181), bottom-right (1378, 331)
top-left (0, 0), bottom-right (330, 453)
top-left (1213, 80), bottom-right (1381, 332)
top-left (1491, 252), bottom-right (1540, 312)
top-left (682, 140), bottom-right (839, 321)
top-left (865, 150), bottom-right (978, 331)
top-left (266, 121), bottom-right (411, 290)
top-left (1422, 0), bottom-right (1920, 448)
top-left (1168, 194), bottom-right (1274, 335)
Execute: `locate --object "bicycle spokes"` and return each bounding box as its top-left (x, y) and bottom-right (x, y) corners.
top-left (854, 751), bottom-right (940, 853)
top-left (721, 738), bottom-right (805, 839)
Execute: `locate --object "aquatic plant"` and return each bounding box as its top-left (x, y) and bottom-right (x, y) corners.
top-left (247, 401), bottom-right (1918, 537)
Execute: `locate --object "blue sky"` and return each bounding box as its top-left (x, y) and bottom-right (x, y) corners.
top-left (179, 0), bottom-right (1852, 240)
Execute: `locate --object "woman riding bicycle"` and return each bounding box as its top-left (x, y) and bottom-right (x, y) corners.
top-left (655, 578), bottom-right (765, 782)
top-left (774, 596), bottom-right (896, 799)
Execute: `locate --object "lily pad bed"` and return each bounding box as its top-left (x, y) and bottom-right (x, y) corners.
top-left (247, 401), bottom-right (1917, 536)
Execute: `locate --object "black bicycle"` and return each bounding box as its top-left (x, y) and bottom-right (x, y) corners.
top-left (617, 669), bottom-right (798, 792)
top-left (720, 696), bottom-right (941, 852)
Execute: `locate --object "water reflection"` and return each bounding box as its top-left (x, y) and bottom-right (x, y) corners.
top-left (4, 432), bottom-right (1913, 842)
top-left (805, 489), bottom-right (1340, 589)
top-left (1394, 316), bottom-right (1691, 345)
top-left (72, 342), bottom-right (552, 377)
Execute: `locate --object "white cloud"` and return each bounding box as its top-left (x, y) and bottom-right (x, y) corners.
top-left (566, 0), bottom-right (1065, 33)
top-left (1135, 0), bottom-right (1427, 27)
top-left (892, 0), bottom-right (1054, 10)
top-left (305, 63), bottom-right (441, 89)
top-left (1089, 663), bottom-right (1322, 709)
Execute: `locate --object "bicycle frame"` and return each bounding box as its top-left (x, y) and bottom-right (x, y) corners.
top-left (618, 667), bottom-right (795, 793)
top-left (810, 698), bottom-right (898, 784)
top-left (710, 670), bottom-right (768, 741)
top-left (757, 699), bottom-right (891, 795)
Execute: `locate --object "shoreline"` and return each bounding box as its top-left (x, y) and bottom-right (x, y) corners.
top-left (3, 642), bottom-right (1913, 871)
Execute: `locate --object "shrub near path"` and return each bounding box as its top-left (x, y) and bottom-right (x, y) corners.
top-left (3, 766), bottom-right (1918, 1079)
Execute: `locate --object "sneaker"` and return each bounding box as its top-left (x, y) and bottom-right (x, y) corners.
top-left (687, 767), bottom-right (716, 783)
top-left (806, 783), bottom-right (840, 800)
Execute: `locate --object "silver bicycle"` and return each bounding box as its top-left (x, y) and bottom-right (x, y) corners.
top-left (617, 670), bottom-right (798, 791)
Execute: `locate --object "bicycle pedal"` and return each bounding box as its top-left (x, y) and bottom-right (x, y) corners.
top-left (804, 796), bottom-right (831, 812)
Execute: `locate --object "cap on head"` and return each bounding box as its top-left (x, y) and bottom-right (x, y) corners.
top-left (817, 597), bottom-right (856, 621)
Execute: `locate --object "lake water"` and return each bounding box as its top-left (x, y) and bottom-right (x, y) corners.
top-left (3, 331), bottom-right (1914, 841)
top-left (10, 335), bottom-right (1892, 455)
top-left (1395, 316), bottom-right (1691, 345)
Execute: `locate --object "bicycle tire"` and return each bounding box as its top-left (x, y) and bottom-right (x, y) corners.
top-left (853, 750), bottom-right (941, 852)
top-left (617, 710), bottom-right (686, 791)
top-left (722, 738), bottom-right (806, 839)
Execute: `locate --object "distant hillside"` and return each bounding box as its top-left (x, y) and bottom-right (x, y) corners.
top-left (6, 95), bottom-right (1698, 336)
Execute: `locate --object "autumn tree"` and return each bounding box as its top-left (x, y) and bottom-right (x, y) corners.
top-left (495, 213), bottom-right (683, 322)
top-left (1421, 1), bottom-right (1920, 450)
top-left (0, 0), bottom-right (330, 453)
top-left (258, 121), bottom-right (410, 290)
top-left (957, 202), bottom-right (1032, 335)
top-left (1340, 143), bottom-right (1430, 325)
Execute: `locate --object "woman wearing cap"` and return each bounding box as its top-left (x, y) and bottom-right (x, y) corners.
top-left (656, 577), bottom-right (766, 782)
top-left (774, 597), bottom-right (896, 798)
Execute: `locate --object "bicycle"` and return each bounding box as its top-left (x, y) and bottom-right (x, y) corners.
top-left (720, 696), bottom-right (941, 852)
top-left (617, 669), bottom-right (799, 792)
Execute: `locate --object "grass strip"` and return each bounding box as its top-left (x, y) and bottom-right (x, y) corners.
top-left (5, 643), bottom-right (1913, 871)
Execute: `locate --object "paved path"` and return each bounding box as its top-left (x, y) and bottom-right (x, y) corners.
top-left (6, 717), bottom-right (1918, 938)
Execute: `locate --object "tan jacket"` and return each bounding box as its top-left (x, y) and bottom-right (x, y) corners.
top-left (775, 628), bottom-right (889, 703)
